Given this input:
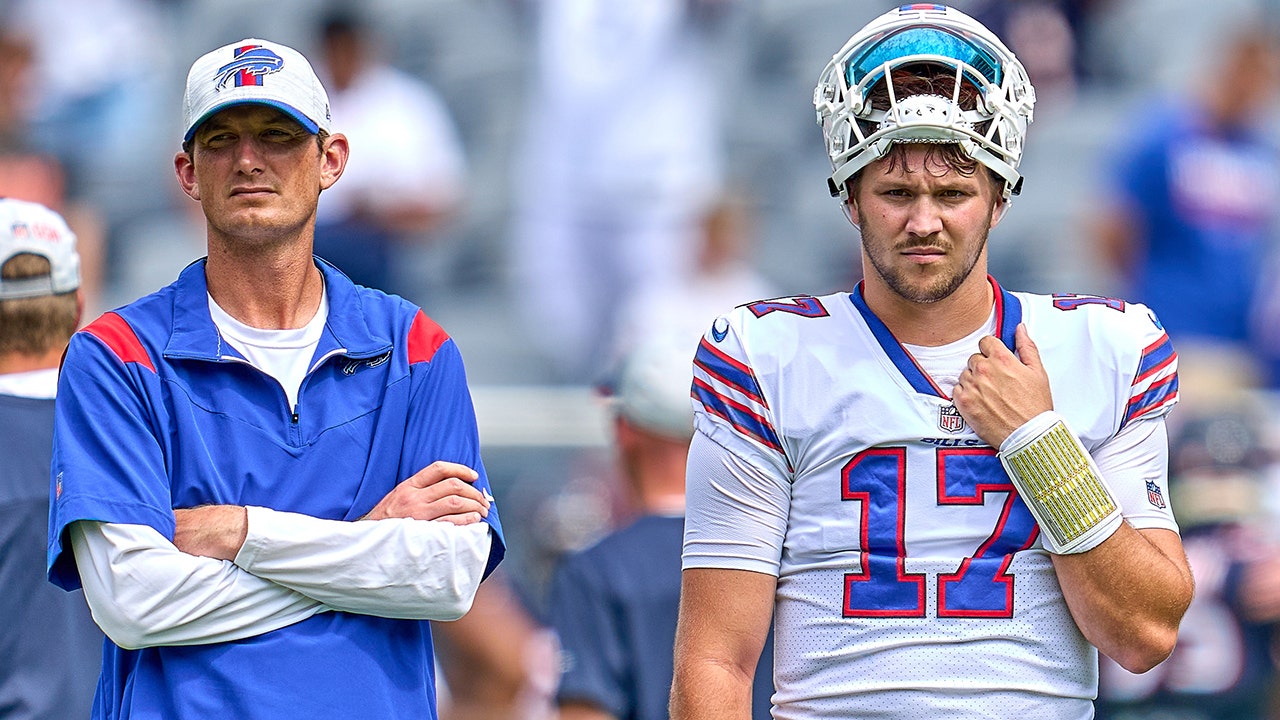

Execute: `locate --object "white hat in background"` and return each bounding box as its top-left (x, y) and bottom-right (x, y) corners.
top-left (182, 38), bottom-right (331, 142)
top-left (610, 334), bottom-right (697, 440)
top-left (0, 198), bottom-right (80, 300)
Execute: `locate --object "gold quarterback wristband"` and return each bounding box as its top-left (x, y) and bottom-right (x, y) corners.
top-left (998, 411), bottom-right (1123, 554)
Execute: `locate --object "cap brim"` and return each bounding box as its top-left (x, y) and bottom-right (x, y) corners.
top-left (183, 98), bottom-right (321, 142)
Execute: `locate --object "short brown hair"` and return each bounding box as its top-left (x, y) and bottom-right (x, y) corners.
top-left (0, 253), bottom-right (78, 356)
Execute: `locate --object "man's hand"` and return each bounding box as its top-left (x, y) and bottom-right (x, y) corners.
top-left (952, 323), bottom-right (1053, 447)
top-left (363, 461), bottom-right (490, 525)
top-left (174, 505), bottom-right (248, 561)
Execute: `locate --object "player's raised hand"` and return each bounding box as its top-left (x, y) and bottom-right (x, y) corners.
top-left (952, 323), bottom-right (1053, 448)
top-left (363, 461), bottom-right (491, 525)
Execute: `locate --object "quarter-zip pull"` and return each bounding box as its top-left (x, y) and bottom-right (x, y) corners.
top-left (291, 404), bottom-right (300, 424)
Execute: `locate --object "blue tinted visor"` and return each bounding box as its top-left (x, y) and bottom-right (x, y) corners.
top-left (845, 26), bottom-right (1003, 88)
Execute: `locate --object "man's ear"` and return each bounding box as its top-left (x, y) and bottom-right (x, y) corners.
top-left (842, 194), bottom-right (860, 230)
top-left (991, 197), bottom-right (1008, 228)
top-left (174, 152), bottom-right (200, 201)
top-left (319, 132), bottom-right (349, 191)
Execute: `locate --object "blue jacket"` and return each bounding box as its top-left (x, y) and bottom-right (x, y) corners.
top-left (49, 258), bottom-right (504, 719)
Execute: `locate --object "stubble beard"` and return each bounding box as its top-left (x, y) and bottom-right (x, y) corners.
top-left (857, 206), bottom-right (990, 304)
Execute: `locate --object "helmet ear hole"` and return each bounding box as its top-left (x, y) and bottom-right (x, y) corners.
top-left (973, 89), bottom-right (992, 114)
top-left (830, 118), bottom-right (852, 156)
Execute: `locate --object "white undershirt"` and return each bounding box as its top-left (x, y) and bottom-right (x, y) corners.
top-left (902, 310), bottom-right (997, 396)
top-left (71, 288), bottom-right (494, 649)
top-left (0, 367), bottom-right (59, 399)
top-left (207, 290), bottom-right (328, 412)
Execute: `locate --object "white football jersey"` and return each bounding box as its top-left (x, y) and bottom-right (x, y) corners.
top-left (684, 278), bottom-right (1179, 720)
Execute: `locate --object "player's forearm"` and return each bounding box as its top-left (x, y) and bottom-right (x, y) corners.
top-left (71, 520), bottom-right (327, 650)
top-left (670, 660), bottom-right (755, 720)
top-left (1052, 524), bottom-right (1193, 673)
top-left (234, 506), bottom-right (492, 620)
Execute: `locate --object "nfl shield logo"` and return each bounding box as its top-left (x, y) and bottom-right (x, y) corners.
top-left (938, 404), bottom-right (965, 433)
top-left (1146, 480), bottom-right (1167, 509)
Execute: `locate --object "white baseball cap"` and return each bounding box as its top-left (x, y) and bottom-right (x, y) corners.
top-left (182, 38), bottom-right (331, 142)
top-left (0, 198), bottom-right (80, 300)
top-left (609, 334), bottom-right (697, 440)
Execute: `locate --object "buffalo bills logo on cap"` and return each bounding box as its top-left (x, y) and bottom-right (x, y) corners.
top-left (215, 45), bottom-right (285, 90)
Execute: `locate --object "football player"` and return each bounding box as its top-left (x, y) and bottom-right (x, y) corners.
top-left (671, 5), bottom-right (1194, 719)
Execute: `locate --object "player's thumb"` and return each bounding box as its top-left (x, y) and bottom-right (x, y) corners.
top-left (1015, 323), bottom-right (1043, 369)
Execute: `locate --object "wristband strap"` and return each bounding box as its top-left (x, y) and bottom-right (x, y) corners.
top-left (999, 411), bottom-right (1122, 554)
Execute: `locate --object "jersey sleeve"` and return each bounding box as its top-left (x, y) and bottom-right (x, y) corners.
top-left (49, 317), bottom-right (174, 590)
top-left (403, 311), bottom-right (505, 577)
top-left (684, 314), bottom-right (792, 575)
top-left (1093, 416), bottom-right (1179, 533)
top-left (1120, 305), bottom-right (1179, 428)
top-left (1086, 301), bottom-right (1180, 532)
top-left (690, 313), bottom-right (790, 472)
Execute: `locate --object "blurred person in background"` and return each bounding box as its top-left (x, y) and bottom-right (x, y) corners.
top-left (548, 334), bottom-right (774, 720)
top-left (508, 0), bottom-right (743, 383)
top-left (967, 0), bottom-right (1095, 111)
top-left (610, 193), bottom-right (775, 368)
top-left (3, 0), bottom-right (164, 200)
top-left (0, 198), bottom-right (102, 719)
top-left (1097, 406), bottom-right (1280, 720)
top-left (0, 28), bottom-right (106, 315)
top-left (1091, 24), bottom-right (1280, 388)
top-left (314, 7), bottom-right (468, 299)
top-left (3, 0), bottom-right (166, 300)
top-left (434, 574), bottom-right (559, 720)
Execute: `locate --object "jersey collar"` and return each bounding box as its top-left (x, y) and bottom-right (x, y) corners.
top-left (850, 275), bottom-right (1022, 399)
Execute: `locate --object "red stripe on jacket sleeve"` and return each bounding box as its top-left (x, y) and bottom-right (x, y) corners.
top-left (407, 310), bottom-right (449, 364)
top-left (82, 312), bottom-right (156, 373)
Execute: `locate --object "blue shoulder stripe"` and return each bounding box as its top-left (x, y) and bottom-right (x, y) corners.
top-left (692, 378), bottom-right (786, 457)
top-left (1124, 374), bottom-right (1179, 425)
top-left (1135, 333), bottom-right (1175, 383)
top-left (693, 338), bottom-right (766, 406)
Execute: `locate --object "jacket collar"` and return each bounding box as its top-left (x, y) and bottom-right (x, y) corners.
top-left (164, 257), bottom-right (392, 362)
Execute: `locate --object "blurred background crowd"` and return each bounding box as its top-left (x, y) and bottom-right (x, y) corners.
top-left (5, 0), bottom-right (1280, 717)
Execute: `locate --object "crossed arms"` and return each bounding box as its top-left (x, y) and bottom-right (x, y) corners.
top-left (70, 461), bottom-right (494, 650)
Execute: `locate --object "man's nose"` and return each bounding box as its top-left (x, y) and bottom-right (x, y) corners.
top-left (234, 138), bottom-right (266, 173)
top-left (904, 199), bottom-right (943, 237)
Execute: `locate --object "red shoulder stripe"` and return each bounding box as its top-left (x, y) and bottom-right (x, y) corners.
top-left (82, 312), bottom-right (156, 373)
top-left (407, 310), bottom-right (449, 364)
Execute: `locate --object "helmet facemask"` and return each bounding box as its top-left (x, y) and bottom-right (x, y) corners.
top-left (814, 5), bottom-right (1036, 204)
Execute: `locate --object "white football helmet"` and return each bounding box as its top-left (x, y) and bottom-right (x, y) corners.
top-left (814, 4), bottom-right (1036, 202)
